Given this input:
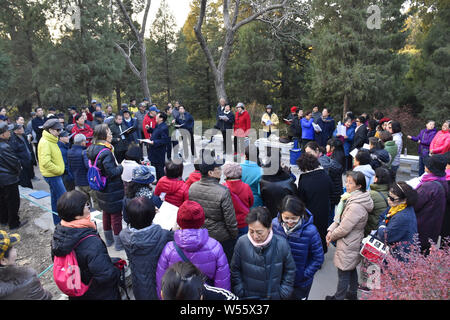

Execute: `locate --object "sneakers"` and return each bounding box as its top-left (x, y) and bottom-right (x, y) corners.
top-left (325, 295), bottom-right (336, 300)
top-left (9, 220), bottom-right (29, 230)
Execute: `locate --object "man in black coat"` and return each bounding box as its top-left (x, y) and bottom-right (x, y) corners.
top-left (109, 114), bottom-right (131, 164)
top-left (351, 116), bottom-right (368, 151)
top-left (31, 107), bottom-right (47, 161)
top-left (8, 124), bottom-right (34, 189)
top-left (0, 123), bottom-right (26, 230)
top-left (148, 112), bottom-right (170, 181)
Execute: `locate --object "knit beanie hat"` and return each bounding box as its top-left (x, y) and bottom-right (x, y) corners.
top-left (222, 162), bottom-right (242, 179)
top-left (177, 201), bottom-right (205, 229)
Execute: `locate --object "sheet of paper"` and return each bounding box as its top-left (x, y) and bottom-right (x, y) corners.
top-left (406, 176), bottom-right (422, 189)
top-left (337, 124), bottom-right (347, 136)
top-left (349, 148), bottom-right (358, 158)
top-left (312, 122), bottom-right (322, 132)
top-left (153, 201), bottom-right (179, 230)
top-left (363, 143), bottom-right (370, 150)
top-left (138, 139), bottom-right (152, 144)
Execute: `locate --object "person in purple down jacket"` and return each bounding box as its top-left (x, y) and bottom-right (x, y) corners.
top-left (414, 154), bottom-right (449, 254)
top-left (156, 200), bottom-right (231, 299)
top-left (407, 120), bottom-right (437, 176)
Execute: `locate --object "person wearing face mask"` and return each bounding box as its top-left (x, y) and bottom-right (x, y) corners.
top-left (231, 206), bottom-right (296, 300)
top-left (272, 196), bottom-right (324, 300)
top-left (325, 171), bottom-right (373, 300)
top-left (38, 119), bottom-right (66, 225)
top-left (51, 190), bottom-right (121, 300)
top-left (188, 154), bottom-right (238, 263)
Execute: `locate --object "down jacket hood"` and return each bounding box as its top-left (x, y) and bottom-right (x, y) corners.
top-left (120, 224), bottom-right (172, 255)
top-left (51, 225), bottom-right (97, 257)
top-left (354, 164), bottom-right (375, 189)
top-left (174, 228), bottom-right (209, 252)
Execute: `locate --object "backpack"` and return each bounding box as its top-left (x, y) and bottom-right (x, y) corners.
top-left (53, 235), bottom-right (97, 297)
top-left (87, 148), bottom-right (109, 191)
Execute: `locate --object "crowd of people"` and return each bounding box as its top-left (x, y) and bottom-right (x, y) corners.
top-left (0, 100), bottom-right (449, 300)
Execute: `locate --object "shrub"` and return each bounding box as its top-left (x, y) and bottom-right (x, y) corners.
top-left (361, 236), bottom-right (450, 300)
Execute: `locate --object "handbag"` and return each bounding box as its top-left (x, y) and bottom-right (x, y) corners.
top-left (360, 233), bottom-right (389, 264)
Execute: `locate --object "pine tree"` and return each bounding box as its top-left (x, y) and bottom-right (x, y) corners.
top-left (306, 0), bottom-right (408, 120)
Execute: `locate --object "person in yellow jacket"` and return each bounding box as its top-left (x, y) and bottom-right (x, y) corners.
top-left (261, 105), bottom-right (279, 138)
top-left (38, 119), bottom-right (66, 225)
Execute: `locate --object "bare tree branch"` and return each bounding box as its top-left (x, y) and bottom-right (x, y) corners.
top-left (232, 0), bottom-right (288, 31)
top-left (141, 0), bottom-right (152, 38)
top-left (231, 0), bottom-right (240, 27)
top-left (194, 0), bottom-right (218, 75)
top-left (115, 0), bottom-right (140, 40)
top-left (114, 42), bottom-right (140, 78)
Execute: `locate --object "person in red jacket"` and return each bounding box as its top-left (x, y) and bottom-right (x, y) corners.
top-left (154, 160), bottom-right (189, 207)
top-left (233, 102), bottom-right (251, 155)
top-left (185, 162), bottom-right (202, 189)
top-left (142, 106), bottom-right (159, 140)
top-left (430, 120), bottom-right (450, 155)
top-left (71, 113), bottom-right (94, 146)
top-left (222, 162), bottom-right (254, 237)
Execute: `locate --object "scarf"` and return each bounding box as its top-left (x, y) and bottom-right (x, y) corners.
top-left (326, 151), bottom-right (333, 158)
top-left (61, 214), bottom-right (97, 230)
top-left (333, 192), bottom-right (353, 224)
top-left (248, 229), bottom-right (273, 248)
top-left (385, 203), bottom-right (407, 225)
top-left (97, 141), bottom-right (118, 165)
top-left (417, 173), bottom-right (447, 189)
top-left (282, 219), bottom-right (303, 236)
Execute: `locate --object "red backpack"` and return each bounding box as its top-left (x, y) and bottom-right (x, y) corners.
top-left (53, 235), bottom-right (97, 297)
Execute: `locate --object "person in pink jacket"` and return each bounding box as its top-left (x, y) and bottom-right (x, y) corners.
top-left (155, 200), bottom-right (231, 299)
top-left (430, 120), bottom-right (450, 155)
top-left (154, 160), bottom-right (189, 207)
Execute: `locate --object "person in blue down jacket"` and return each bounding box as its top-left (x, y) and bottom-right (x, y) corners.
top-left (231, 207), bottom-right (296, 300)
top-left (333, 117), bottom-right (356, 170)
top-left (120, 197), bottom-right (173, 300)
top-left (272, 195), bottom-right (324, 300)
top-left (301, 111), bottom-right (315, 150)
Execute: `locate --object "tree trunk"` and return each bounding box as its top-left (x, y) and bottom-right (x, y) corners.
top-left (115, 86), bottom-right (121, 111)
top-left (140, 39), bottom-right (151, 102)
top-left (343, 93), bottom-right (349, 122)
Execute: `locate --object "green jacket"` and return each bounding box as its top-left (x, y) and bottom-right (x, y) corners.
top-left (384, 141), bottom-right (397, 168)
top-left (366, 183), bottom-right (389, 236)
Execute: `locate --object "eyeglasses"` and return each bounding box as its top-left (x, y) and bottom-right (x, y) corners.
top-left (388, 195), bottom-right (400, 202)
